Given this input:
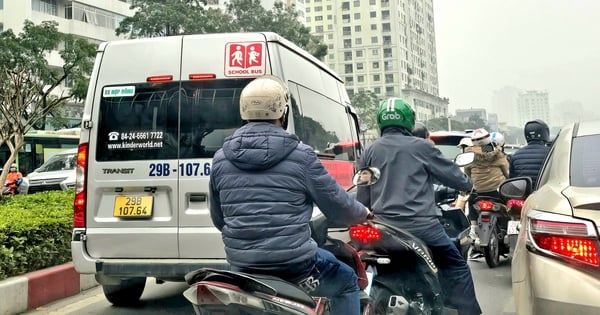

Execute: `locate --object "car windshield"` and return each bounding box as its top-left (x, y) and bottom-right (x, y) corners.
top-left (37, 153), bottom-right (77, 172)
top-left (570, 134), bottom-right (600, 187)
top-left (435, 145), bottom-right (463, 160)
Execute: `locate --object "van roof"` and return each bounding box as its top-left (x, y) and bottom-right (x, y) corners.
top-left (98, 32), bottom-right (343, 83)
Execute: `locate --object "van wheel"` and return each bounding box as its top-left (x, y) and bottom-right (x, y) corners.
top-left (102, 277), bottom-right (146, 306)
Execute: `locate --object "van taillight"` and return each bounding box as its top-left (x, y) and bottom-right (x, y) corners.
top-left (147, 75), bottom-right (173, 82)
top-left (530, 218), bottom-right (599, 266)
top-left (74, 142), bottom-right (88, 228)
top-left (189, 73), bottom-right (216, 80)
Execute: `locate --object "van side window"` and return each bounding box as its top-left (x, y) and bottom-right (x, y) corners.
top-left (289, 82), bottom-right (357, 161)
top-left (96, 80), bottom-right (250, 161)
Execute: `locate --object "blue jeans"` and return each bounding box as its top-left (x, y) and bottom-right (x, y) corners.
top-left (402, 221), bottom-right (482, 315)
top-left (290, 248), bottom-right (361, 315)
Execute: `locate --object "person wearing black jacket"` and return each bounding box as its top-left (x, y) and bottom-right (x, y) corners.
top-left (509, 119), bottom-right (551, 188)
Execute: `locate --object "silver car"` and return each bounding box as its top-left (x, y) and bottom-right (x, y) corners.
top-left (499, 120), bottom-right (600, 315)
top-left (21, 148), bottom-right (77, 194)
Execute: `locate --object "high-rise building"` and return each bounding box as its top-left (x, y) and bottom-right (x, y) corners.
top-left (305, 0), bottom-right (448, 121)
top-left (0, 0), bottom-right (135, 126)
top-left (491, 86), bottom-right (520, 127)
top-left (455, 108), bottom-right (487, 123)
top-left (516, 91), bottom-right (550, 128)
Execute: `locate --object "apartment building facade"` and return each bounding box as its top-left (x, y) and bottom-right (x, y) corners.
top-left (305, 0), bottom-right (448, 122)
top-left (516, 90), bottom-right (550, 128)
top-left (0, 0), bottom-right (134, 127)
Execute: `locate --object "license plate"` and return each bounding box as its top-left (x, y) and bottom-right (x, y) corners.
top-left (113, 196), bottom-right (153, 218)
top-left (507, 220), bottom-right (520, 235)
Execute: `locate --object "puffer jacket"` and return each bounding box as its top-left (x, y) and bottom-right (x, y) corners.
top-left (464, 146), bottom-right (509, 193)
top-left (509, 141), bottom-right (550, 188)
top-left (209, 122), bottom-right (369, 271)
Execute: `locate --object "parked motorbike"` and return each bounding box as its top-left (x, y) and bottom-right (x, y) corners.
top-left (183, 179), bottom-right (373, 315)
top-left (471, 196), bottom-right (511, 268)
top-left (348, 152), bottom-right (475, 315)
top-left (2, 178), bottom-right (23, 196)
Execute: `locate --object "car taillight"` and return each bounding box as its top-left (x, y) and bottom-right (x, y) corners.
top-left (507, 199), bottom-right (524, 208)
top-left (477, 200), bottom-right (494, 211)
top-left (350, 225), bottom-right (381, 243)
top-left (74, 142), bottom-right (88, 228)
top-left (529, 217), bottom-right (599, 267)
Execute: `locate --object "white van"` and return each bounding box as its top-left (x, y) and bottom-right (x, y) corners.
top-left (71, 32), bottom-right (362, 305)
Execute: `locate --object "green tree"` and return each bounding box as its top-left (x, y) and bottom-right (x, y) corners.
top-left (0, 20), bottom-right (95, 185)
top-left (116, 0), bottom-right (327, 59)
top-left (350, 90), bottom-right (380, 131)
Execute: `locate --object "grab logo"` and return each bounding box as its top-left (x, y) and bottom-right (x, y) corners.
top-left (224, 42), bottom-right (266, 77)
top-left (381, 113), bottom-right (402, 120)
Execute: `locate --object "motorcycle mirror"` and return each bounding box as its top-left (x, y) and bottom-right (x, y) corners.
top-left (353, 167), bottom-right (381, 186)
top-left (454, 152), bottom-right (475, 167)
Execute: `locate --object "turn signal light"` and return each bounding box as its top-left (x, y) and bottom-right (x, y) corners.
top-left (350, 225), bottom-right (381, 244)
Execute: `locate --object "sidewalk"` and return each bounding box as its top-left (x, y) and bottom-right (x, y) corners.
top-left (0, 263), bottom-right (98, 315)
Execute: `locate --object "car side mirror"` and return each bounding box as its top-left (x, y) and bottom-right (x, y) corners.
top-left (498, 177), bottom-right (533, 200)
top-left (353, 167), bottom-right (381, 186)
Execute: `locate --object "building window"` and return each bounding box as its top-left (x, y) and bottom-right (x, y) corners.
top-left (327, 33), bottom-right (334, 39)
top-left (355, 37), bottom-right (362, 45)
top-left (32, 0), bottom-right (57, 16)
top-left (357, 63), bottom-right (364, 70)
top-left (327, 5), bottom-right (332, 10)
top-left (354, 0), bottom-right (361, 7)
top-left (343, 26), bottom-right (351, 36)
top-left (373, 74), bottom-right (380, 81)
top-left (63, 1), bottom-right (127, 29)
top-left (327, 15), bottom-right (333, 20)
top-left (328, 24), bottom-right (333, 29)
top-left (382, 23), bottom-right (391, 32)
top-left (344, 39), bottom-right (352, 48)
top-left (385, 74), bottom-right (394, 83)
top-left (315, 6), bottom-right (323, 12)
top-left (356, 50), bottom-right (363, 57)
top-left (382, 10), bottom-right (390, 20)
top-left (315, 16), bottom-right (323, 21)
top-left (354, 13), bottom-right (361, 19)
top-left (342, 14), bottom-right (351, 22)
top-left (371, 36), bottom-right (378, 44)
top-left (342, 2), bottom-right (350, 10)
top-left (344, 51), bottom-right (353, 61)
top-left (370, 11), bottom-right (376, 18)
top-left (386, 87), bottom-right (395, 96)
top-left (371, 24), bottom-right (377, 30)
top-left (369, 0), bottom-right (376, 4)
top-left (305, 17), bottom-right (311, 22)
top-left (384, 61), bottom-right (393, 70)
top-left (374, 87), bottom-right (381, 94)
top-left (316, 25), bottom-right (324, 32)
top-left (355, 25), bottom-right (361, 32)
top-left (328, 54), bottom-right (335, 60)
top-left (345, 76), bottom-right (354, 84)
top-left (383, 48), bottom-right (392, 58)
top-left (357, 75), bottom-right (364, 83)
top-left (383, 35), bottom-right (392, 45)
top-left (345, 64), bottom-right (353, 73)
top-left (372, 49), bottom-right (379, 56)
top-left (373, 61), bottom-right (379, 69)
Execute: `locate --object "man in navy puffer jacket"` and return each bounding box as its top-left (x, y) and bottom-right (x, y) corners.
top-left (509, 119), bottom-right (551, 188)
top-left (209, 75), bottom-right (372, 315)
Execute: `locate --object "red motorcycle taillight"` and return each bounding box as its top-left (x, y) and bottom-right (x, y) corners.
top-left (349, 225), bottom-right (381, 244)
top-left (507, 199), bottom-right (524, 208)
top-left (477, 200), bottom-right (494, 211)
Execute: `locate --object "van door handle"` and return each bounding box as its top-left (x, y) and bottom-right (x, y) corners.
top-left (189, 194), bottom-right (207, 202)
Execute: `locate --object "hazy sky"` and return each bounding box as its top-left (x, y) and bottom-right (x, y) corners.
top-left (432, 0), bottom-right (600, 115)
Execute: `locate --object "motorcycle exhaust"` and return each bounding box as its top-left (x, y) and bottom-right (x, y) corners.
top-left (389, 295), bottom-right (409, 315)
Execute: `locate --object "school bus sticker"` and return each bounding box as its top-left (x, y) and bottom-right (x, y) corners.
top-left (224, 42), bottom-right (266, 77)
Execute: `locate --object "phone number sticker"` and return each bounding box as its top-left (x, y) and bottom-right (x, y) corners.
top-left (120, 131), bottom-right (164, 141)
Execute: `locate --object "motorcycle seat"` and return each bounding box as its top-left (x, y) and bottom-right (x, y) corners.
top-left (185, 268), bottom-right (316, 307)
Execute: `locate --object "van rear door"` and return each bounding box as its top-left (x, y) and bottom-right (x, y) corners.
top-left (85, 37), bottom-right (183, 259)
top-left (177, 33), bottom-right (268, 258)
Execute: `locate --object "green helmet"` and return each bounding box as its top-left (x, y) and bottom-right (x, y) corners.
top-left (376, 98), bottom-right (415, 131)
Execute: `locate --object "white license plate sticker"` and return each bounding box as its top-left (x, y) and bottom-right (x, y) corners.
top-left (507, 220), bottom-right (520, 235)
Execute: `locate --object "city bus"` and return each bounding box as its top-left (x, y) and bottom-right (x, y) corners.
top-left (0, 128), bottom-right (80, 176)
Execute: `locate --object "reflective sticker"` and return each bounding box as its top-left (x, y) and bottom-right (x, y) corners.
top-left (224, 42), bottom-right (266, 77)
top-left (103, 86), bottom-right (135, 97)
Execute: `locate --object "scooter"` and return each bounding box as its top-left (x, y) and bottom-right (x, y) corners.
top-left (472, 196), bottom-right (510, 268)
top-left (183, 180), bottom-right (373, 315)
top-left (2, 178), bottom-right (23, 196)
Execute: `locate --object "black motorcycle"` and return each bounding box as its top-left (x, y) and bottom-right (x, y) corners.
top-left (472, 195), bottom-right (510, 268)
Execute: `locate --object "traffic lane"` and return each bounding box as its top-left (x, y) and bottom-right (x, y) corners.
top-left (22, 279), bottom-right (192, 315)
top-left (469, 257), bottom-right (516, 315)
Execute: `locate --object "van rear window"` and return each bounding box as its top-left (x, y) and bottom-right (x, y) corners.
top-left (96, 79), bottom-right (251, 161)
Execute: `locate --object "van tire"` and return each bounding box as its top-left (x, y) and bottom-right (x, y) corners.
top-left (102, 277), bottom-right (146, 306)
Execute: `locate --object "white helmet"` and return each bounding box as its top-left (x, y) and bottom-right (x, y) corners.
top-left (490, 131), bottom-right (505, 147)
top-left (240, 75), bottom-right (288, 120)
top-left (470, 128), bottom-right (491, 146)
top-left (457, 137), bottom-right (473, 148)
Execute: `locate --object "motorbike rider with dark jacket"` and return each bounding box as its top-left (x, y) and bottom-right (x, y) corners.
top-left (509, 119), bottom-right (551, 188)
top-left (208, 75), bottom-right (373, 315)
top-left (357, 98), bottom-right (482, 315)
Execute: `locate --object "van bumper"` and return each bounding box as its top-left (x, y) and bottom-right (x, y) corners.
top-left (71, 240), bottom-right (228, 283)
